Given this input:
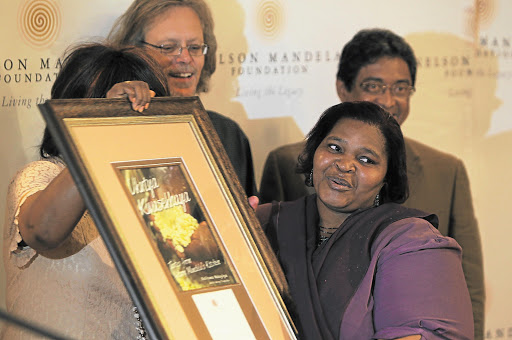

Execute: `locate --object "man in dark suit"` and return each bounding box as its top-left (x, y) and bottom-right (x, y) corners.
top-left (259, 28), bottom-right (484, 339)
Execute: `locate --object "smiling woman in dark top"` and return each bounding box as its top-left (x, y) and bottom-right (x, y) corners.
top-left (256, 101), bottom-right (474, 340)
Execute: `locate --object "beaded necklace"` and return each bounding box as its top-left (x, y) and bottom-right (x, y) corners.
top-left (133, 306), bottom-right (148, 339)
top-left (318, 225), bottom-right (338, 246)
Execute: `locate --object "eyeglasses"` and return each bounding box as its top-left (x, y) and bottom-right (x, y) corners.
top-left (359, 81), bottom-right (415, 98)
top-left (140, 41), bottom-right (208, 56)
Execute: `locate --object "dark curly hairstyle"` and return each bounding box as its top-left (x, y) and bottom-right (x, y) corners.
top-left (337, 28), bottom-right (417, 91)
top-left (40, 43), bottom-right (169, 158)
top-left (297, 101), bottom-right (409, 204)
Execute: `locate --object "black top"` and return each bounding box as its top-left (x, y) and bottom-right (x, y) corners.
top-left (207, 110), bottom-right (257, 197)
top-left (257, 195), bottom-right (437, 340)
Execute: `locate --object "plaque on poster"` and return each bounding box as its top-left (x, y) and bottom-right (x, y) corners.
top-left (38, 96), bottom-right (296, 340)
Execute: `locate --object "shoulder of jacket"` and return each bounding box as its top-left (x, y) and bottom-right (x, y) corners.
top-left (405, 137), bottom-right (463, 165)
top-left (206, 110), bottom-right (242, 129)
top-left (270, 141), bottom-right (306, 156)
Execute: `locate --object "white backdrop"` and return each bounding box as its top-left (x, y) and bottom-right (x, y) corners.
top-left (1, 0), bottom-right (511, 337)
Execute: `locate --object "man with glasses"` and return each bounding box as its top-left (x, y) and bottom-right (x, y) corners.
top-left (108, 0), bottom-right (257, 196)
top-left (259, 28), bottom-right (484, 339)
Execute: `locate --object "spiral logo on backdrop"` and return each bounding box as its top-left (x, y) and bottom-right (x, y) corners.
top-left (0, 0), bottom-right (61, 109)
top-left (215, 0), bottom-right (339, 121)
top-left (465, 0), bottom-right (496, 38)
top-left (465, 0), bottom-right (511, 63)
top-left (257, 0), bottom-right (284, 40)
top-left (18, 0), bottom-right (61, 49)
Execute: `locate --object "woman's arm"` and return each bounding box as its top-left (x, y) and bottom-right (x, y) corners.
top-left (17, 168), bottom-right (86, 251)
top-left (373, 218), bottom-right (474, 339)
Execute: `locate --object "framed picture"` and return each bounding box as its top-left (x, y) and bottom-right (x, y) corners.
top-left (38, 96), bottom-right (297, 340)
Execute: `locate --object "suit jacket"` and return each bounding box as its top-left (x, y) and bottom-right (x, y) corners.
top-left (259, 136), bottom-right (485, 339)
top-left (207, 110), bottom-right (257, 197)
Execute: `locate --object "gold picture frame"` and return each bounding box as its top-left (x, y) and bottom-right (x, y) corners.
top-left (38, 96), bottom-right (296, 340)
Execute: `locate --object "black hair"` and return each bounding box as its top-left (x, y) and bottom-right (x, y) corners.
top-left (337, 28), bottom-right (417, 91)
top-left (297, 101), bottom-right (408, 204)
top-left (40, 43), bottom-right (169, 158)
